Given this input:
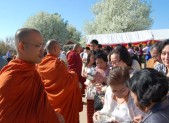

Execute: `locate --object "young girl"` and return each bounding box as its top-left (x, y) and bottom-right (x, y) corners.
top-left (82, 52), bottom-right (96, 123)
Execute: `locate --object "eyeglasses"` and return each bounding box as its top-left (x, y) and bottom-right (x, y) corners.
top-left (23, 42), bottom-right (45, 49)
top-left (111, 59), bottom-right (121, 66)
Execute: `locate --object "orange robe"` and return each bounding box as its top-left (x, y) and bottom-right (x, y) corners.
top-left (0, 59), bottom-right (60, 123)
top-left (146, 57), bottom-right (157, 68)
top-left (37, 54), bottom-right (83, 123)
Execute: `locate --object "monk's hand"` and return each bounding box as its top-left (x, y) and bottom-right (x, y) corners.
top-left (93, 111), bottom-right (100, 122)
top-left (133, 115), bottom-right (143, 123)
top-left (56, 113), bottom-right (65, 123)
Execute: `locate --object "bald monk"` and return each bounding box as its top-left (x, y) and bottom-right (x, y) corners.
top-left (0, 28), bottom-right (63, 123)
top-left (66, 44), bottom-right (86, 94)
top-left (37, 39), bottom-right (83, 123)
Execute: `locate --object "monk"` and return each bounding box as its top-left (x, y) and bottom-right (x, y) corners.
top-left (37, 39), bottom-right (83, 123)
top-left (0, 28), bottom-right (63, 123)
top-left (66, 43), bottom-right (86, 94)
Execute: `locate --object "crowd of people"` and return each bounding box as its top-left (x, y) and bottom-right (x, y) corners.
top-left (0, 27), bottom-right (169, 123)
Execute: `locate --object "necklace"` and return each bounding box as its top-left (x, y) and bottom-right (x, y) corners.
top-left (115, 97), bottom-right (126, 110)
top-left (116, 97), bottom-right (126, 105)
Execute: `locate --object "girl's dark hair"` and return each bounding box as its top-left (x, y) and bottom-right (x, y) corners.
top-left (159, 39), bottom-right (169, 53)
top-left (127, 68), bottom-right (168, 107)
top-left (150, 41), bottom-right (162, 53)
top-left (110, 45), bottom-right (132, 66)
top-left (86, 52), bottom-right (96, 67)
top-left (107, 66), bottom-right (130, 86)
top-left (95, 53), bottom-right (108, 62)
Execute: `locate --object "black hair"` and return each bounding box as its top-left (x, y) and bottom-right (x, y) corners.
top-left (95, 53), bottom-right (108, 62)
top-left (69, 47), bottom-right (72, 50)
top-left (159, 39), bottom-right (169, 53)
top-left (150, 41), bottom-right (162, 53)
top-left (98, 44), bottom-right (102, 49)
top-left (128, 43), bottom-right (132, 48)
top-left (85, 46), bottom-right (90, 50)
top-left (127, 68), bottom-right (168, 107)
top-left (90, 39), bottom-right (99, 45)
top-left (103, 46), bottom-right (113, 55)
top-left (110, 45), bottom-right (132, 66)
top-left (86, 52), bottom-right (96, 67)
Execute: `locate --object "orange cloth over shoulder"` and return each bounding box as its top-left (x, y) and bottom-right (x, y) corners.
top-left (37, 54), bottom-right (83, 123)
top-left (146, 57), bottom-right (157, 68)
top-left (0, 59), bottom-right (60, 123)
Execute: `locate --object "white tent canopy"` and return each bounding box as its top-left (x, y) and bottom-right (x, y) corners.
top-left (86, 29), bottom-right (169, 45)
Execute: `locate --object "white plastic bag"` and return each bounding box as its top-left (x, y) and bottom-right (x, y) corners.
top-left (85, 85), bottom-right (96, 100)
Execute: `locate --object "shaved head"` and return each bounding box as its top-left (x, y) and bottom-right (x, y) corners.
top-left (15, 28), bottom-right (40, 43)
top-left (14, 28), bottom-right (44, 63)
top-left (73, 43), bottom-right (82, 53)
top-left (46, 39), bottom-right (59, 52)
top-left (45, 39), bottom-right (61, 57)
top-left (15, 28), bottom-right (41, 51)
top-left (73, 43), bottom-right (81, 50)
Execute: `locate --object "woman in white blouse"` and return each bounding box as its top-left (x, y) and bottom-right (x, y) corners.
top-left (93, 66), bottom-right (145, 123)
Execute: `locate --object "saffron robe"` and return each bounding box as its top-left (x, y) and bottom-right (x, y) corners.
top-left (66, 50), bottom-right (86, 94)
top-left (37, 54), bottom-right (83, 123)
top-left (0, 59), bottom-right (60, 123)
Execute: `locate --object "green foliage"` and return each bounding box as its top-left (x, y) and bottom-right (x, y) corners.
top-left (0, 37), bottom-right (15, 56)
top-left (24, 12), bottom-right (81, 44)
top-left (84, 0), bottom-right (153, 34)
top-left (66, 25), bottom-right (81, 43)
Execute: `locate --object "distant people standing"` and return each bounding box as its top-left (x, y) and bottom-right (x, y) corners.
top-left (144, 41), bottom-right (152, 62)
top-left (90, 39), bottom-right (103, 55)
top-left (127, 43), bottom-right (134, 56)
top-left (6, 49), bottom-right (12, 62)
top-left (0, 53), bottom-right (7, 70)
top-left (59, 50), bottom-right (67, 64)
top-left (81, 47), bottom-right (90, 63)
top-left (137, 44), bottom-right (143, 66)
top-left (90, 39), bottom-right (99, 54)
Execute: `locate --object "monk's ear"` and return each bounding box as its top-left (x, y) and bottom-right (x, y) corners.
top-left (18, 42), bottom-right (25, 52)
top-left (53, 45), bottom-right (57, 52)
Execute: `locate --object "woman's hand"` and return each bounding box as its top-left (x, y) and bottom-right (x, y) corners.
top-left (133, 115), bottom-right (143, 123)
top-left (93, 111), bottom-right (101, 122)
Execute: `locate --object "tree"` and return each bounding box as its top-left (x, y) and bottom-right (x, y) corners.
top-left (66, 24), bottom-right (81, 43)
top-left (84, 0), bottom-right (153, 34)
top-left (24, 12), bottom-right (69, 44)
top-left (24, 12), bottom-right (81, 44)
top-left (0, 37), bottom-right (15, 56)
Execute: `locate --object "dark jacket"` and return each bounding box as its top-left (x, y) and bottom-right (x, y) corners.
top-left (142, 96), bottom-right (169, 123)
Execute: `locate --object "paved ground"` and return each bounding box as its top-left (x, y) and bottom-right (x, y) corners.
top-left (80, 97), bottom-right (87, 123)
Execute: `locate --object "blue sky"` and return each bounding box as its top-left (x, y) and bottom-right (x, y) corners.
top-left (0, 0), bottom-right (168, 40)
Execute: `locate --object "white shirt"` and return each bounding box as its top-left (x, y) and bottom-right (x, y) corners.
top-left (59, 52), bottom-right (67, 63)
top-left (131, 60), bottom-right (141, 71)
top-left (99, 86), bottom-right (145, 122)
